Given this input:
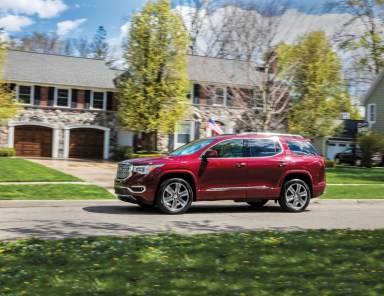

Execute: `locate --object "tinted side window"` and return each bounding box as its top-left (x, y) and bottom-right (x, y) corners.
top-left (210, 139), bottom-right (244, 158)
top-left (248, 139), bottom-right (282, 157)
top-left (286, 140), bottom-right (319, 156)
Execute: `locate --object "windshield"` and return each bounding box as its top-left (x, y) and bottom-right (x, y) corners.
top-left (168, 138), bottom-right (215, 156)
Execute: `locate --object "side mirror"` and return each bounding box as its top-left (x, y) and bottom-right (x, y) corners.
top-left (202, 150), bottom-right (218, 161)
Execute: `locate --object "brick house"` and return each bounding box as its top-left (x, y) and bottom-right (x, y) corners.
top-left (1, 50), bottom-right (264, 158)
top-left (1, 50), bottom-right (119, 159)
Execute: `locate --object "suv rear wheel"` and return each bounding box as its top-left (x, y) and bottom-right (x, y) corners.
top-left (157, 178), bottom-right (193, 214)
top-left (278, 179), bottom-right (311, 212)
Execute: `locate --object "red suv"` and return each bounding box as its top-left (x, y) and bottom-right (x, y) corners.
top-left (114, 133), bottom-right (326, 214)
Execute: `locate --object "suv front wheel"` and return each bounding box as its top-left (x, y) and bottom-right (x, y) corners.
top-left (157, 178), bottom-right (193, 214)
top-left (278, 179), bottom-right (311, 212)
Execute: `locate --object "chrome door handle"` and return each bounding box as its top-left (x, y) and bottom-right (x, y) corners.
top-left (278, 162), bottom-right (287, 167)
top-left (236, 162), bottom-right (246, 168)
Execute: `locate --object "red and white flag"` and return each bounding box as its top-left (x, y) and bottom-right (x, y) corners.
top-left (206, 118), bottom-right (224, 135)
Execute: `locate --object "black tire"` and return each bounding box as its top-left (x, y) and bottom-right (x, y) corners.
top-left (278, 179), bottom-right (311, 212)
top-left (157, 178), bottom-right (193, 214)
top-left (246, 200), bottom-right (268, 207)
top-left (334, 157), bottom-right (341, 165)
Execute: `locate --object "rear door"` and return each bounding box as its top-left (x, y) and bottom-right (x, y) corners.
top-left (246, 138), bottom-right (290, 199)
top-left (198, 139), bottom-right (247, 200)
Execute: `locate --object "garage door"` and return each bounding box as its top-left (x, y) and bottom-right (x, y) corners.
top-left (14, 125), bottom-right (52, 157)
top-left (69, 128), bottom-right (104, 159)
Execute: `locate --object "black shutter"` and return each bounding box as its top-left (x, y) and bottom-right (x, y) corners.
top-left (227, 87), bottom-right (233, 107)
top-left (107, 92), bottom-right (113, 110)
top-left (85, 90), bottom-right (91, 108)
top-left (34, 86), bottom-right (41, 105)
top-left (48, 87), bottom-right (55, 106)
top-left (71, 89), bottom-right (78, 108)
top-left (72, 89), bottom-right (78, 103)
top-left (10, 83), bottom-right (16, 91)
top-left (194, 122), bottom-right (200, 139)
top-left (193, 84), bottom-right (200, 104)
top-left (168, 134), bottom-right (175, 151)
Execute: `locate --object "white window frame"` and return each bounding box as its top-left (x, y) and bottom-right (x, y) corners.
top-left (174, 122), bottom-right (194, 149)
top-left (16, 85), bottom-right (34, 105)
top-left (54, 88), bottom-right (72, 108)
top-left (252, 89), bottom-right (262, 110)
top-left (91, 91), bottom-right (106, 110)
top-left (213, 86), bottom-right (226, 105)
top-left (367, 103), bottom-right (376, 123)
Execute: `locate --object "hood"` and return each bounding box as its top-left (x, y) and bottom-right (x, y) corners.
top-left (121, 155), bottom-right (178, 165)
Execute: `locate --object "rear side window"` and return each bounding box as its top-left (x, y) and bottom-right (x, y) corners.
top-left (248, 139), bottom-right (282, 157)
top-left (286, 140), bottom-right (319, 156)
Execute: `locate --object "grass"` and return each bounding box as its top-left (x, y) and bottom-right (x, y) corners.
top-left (0, 229), bottom-right (383, 295)
top-left (0, 184), bottom-right (114, 200)
top-left (324, 166), bottom-right (384, 199)
top-left (0, 158), bottom-right (81, 182)
top-left (0, 158), bottom-right (114, 200)
top-left (322, 185), bottom-right (384, 199)
top-left (326, 166), bottom-right (384, 184)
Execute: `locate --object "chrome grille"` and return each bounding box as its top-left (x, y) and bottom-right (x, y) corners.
top-left (116, 163), bottom-right (133, 179)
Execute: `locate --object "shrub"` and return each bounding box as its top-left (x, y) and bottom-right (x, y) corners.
top-left (0, 147), bottom-right (15, 157)
top-left (357, 132), bottom-right (384, 168)
top-left (112, 146), bottom-right (133, 161)
top-left (324, 158), bottom-right (334, 168)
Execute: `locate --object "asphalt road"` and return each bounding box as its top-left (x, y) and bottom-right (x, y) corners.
top-left (1, 199), bottom-right (384, 241)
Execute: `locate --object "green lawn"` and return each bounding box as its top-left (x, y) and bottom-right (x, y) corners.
top-left (324, 166), bottom-right (384, 199)
top-left (326, 166), bottom-right (384, 184)
top-left (0, 158), bottom-right (113, 200)
top-left (0, 158), bottom-right (81, 182)
top-left (0, 184), bottom-right (114, 200)
top-left (1, 230), bottom-right (383, 295)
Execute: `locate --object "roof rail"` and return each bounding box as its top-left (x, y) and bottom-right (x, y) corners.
top-left (239, 132), bottom-right (304, 138)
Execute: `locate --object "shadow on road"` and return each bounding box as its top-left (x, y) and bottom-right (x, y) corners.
top-left (82, 203), bottom-right (285, 215)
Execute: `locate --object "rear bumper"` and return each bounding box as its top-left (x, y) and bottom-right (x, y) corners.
top-left (313, 182), bottom-right (326, 198)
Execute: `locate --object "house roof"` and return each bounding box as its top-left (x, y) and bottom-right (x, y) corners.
top-left (3, 50), bottom-right (263, 90)
top-left (4, 50), bottom-right (118, 90)
top-left (187, 55), bottom-right (262, 87)
top-left (362, 69), bottom-right (384, 104)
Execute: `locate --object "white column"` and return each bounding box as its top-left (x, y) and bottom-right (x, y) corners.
top-left (7, 123), bottom-right (15, 148)
top-left (52, 128), bottom-right (59, 158)
top-left (63, 128), bottom-right (70, 158)
top-left (103, 129), bottom-right (110, 160)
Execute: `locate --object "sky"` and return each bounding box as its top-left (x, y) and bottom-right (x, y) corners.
top-left (0, 0), bottom-right (330, 42)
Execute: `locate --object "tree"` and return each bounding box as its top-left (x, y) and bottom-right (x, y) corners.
top-left (9, 32), bottom-right (61, 54)
top-left (0, 43), bottom-right (20, 125)
top-left (278, 31), bottom-right (357, 140)
top-left (91, 26), bottom-right (109, 59)
top-left (118, 0), bottom-right (190, 146)
top-left (174, 0), bottom-right (297, 132)
top-left (325, 0), bottom-right (384, 88)
top-left (357, 131), bottom-right (384, 167)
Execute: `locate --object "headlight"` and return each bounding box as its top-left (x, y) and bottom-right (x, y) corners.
top-left (133, 164), bottom-right (164, 175)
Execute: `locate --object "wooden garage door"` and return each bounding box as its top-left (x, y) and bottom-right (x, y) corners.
top-left (69, 128), bottom-right (104, 159)
top-left (14, 126), bottom-right (52, 157)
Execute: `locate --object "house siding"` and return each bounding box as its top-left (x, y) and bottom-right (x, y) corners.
top-left (365, 75), bottom-right (384, 136)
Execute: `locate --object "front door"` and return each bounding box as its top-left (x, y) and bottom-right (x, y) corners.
top-left (198, 139), bottom-right (247, 200)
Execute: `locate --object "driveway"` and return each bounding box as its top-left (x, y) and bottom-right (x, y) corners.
top-left (0, 158), bottom-right (383, 241)
top-left (27, 158), bottom-right (118, 192)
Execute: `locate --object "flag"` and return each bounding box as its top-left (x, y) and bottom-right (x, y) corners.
top-left (205, 118), bottom-right (224, 135)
